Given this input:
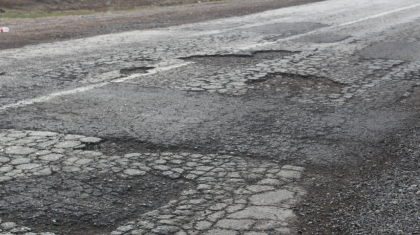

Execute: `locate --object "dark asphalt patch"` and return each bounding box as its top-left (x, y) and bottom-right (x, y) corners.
top-left (0, 172), bottom-right (189, 235)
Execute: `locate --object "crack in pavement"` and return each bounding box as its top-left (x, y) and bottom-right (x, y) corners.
top-left (1, 0), bottom-right (420, 234)
top-left (2, 1), bottom-right (420, 111)
top-left (0, 129), bottom-right (306, 235)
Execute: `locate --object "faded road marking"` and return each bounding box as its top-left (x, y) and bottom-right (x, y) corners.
top-left (239, 2), bottom-right (420, 50)
top-left (0, 62), bottom-right (192, 111)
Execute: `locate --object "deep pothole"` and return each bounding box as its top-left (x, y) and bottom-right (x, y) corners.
top-left (0, 172), bottom-right (189, 235)
top-left (180, 50), bottom-right (297, 67)
top-left (250, 73), bottom-right (345, 93)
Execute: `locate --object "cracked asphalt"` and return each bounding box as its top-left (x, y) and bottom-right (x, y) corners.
top-left (1, 0), bottom-right (420, 234)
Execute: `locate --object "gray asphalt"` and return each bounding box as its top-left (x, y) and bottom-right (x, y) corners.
top-left (1, 0), bottom-right (420, 234)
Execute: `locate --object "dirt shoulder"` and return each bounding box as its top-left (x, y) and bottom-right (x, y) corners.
top-left (0, 0), bottom-right (322, 50)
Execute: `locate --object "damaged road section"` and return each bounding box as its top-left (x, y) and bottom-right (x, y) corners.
top-left (116, 50), bottom-right (301, 95)
top-left (0, 129), bottom-right (306, 235)
top-left (1, 173), bottom-right (184, 235)
top-left (248, 72), bottom-right (346, 104)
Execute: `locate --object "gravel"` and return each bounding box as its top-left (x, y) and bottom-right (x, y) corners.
top-left (296, 124), bottom-right (420, 235)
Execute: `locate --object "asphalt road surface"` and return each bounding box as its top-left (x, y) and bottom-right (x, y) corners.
top-left (1, 0), bottom-right (420, 234)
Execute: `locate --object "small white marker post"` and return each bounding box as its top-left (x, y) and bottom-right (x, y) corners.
top-left (0, 27), bottom-right (9, 33)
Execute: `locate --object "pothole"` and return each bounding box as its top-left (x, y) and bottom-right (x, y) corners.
top-left (120, 66), bottom-right (155, 75)
top-left (180, 50), bottom-right (297, 67)
top-left (250, 73), bottom-right (345, 93)
top-left (0, 172), bottom-right (189, 235)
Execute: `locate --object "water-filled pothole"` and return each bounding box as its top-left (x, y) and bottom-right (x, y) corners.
top-left (0, 172), bottom-right (189, 235)
top-left (250, 73), bottom-right (345, 93)
top-left (180, 50), bottom-right (297, 67)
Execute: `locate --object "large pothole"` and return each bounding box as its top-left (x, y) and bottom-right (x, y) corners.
top-left (0, 172), bottom-right (189, 235)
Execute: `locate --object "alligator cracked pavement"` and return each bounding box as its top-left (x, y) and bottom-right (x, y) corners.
top-left (0, 129), bottom-right (305, 235)
top-left (1, 0), bottom-right (420, 234)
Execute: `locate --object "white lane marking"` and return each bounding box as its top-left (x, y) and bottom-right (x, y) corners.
top-left (0, 62), bottom-right (192, 111)
top-left (239, 2), bottom-right (420, 50)
top-left (1, 2), bottom-right (420, 111)
top-left (0, 83), bottom-right (109, 111)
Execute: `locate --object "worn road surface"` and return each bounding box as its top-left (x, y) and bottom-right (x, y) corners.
top-left (1, 0), bottom-right (420, 234)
